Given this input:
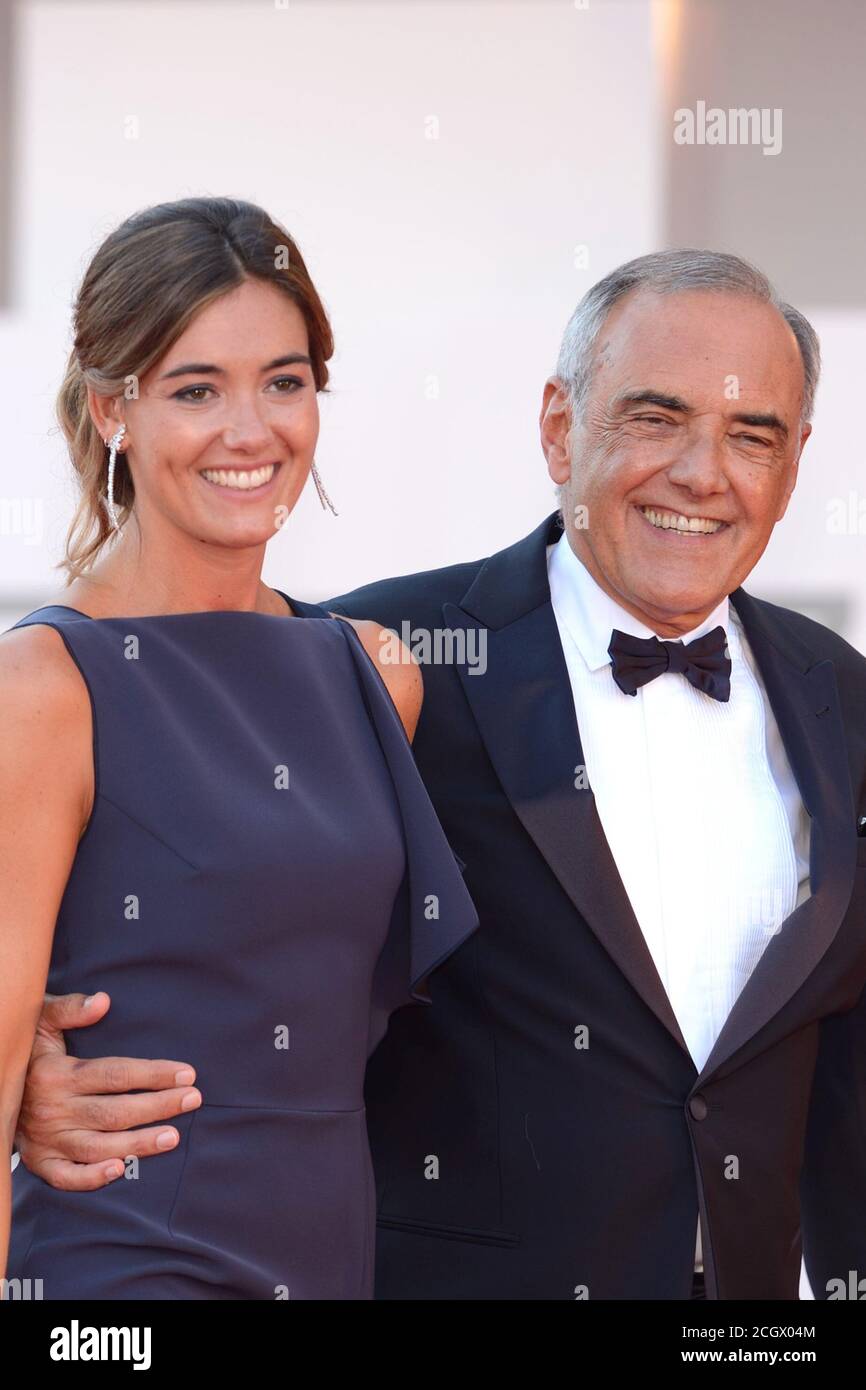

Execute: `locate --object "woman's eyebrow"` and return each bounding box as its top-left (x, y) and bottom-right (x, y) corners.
top-left (159, 352), bottom-right (312, 381)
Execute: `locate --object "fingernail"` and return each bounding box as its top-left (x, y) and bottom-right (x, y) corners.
top-left (156, 1130), bottom-right (179, 1149)
top-left (104, 1161), bottom-right (123, 1179)
top-left (174, 1068), bottom-right (195, 1086)
top-left (83, 995), bottom-right (96, 1008)
top-left (181, 1090), bottom-right (201, 1111)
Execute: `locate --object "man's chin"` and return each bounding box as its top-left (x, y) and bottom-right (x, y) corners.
top-left (621, 579), bottom-right (727, 633)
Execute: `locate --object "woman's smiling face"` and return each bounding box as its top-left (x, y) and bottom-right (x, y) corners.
top-left (110, 277), bottom-right (320, 552)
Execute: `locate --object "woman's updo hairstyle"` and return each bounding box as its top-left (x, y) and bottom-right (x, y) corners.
top-left (56, 196), bottom-right (334, 578)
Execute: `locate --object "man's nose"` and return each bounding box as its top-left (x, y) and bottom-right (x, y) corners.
top-left (664, 429), bottom-right (727, 496)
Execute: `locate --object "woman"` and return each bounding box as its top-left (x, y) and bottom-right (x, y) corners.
top-left (0, 196), bottom-right (478, 1299)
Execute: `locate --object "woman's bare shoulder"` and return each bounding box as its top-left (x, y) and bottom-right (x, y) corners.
top-left (0, 624), bottom-right (94, 929)
top-left (0, 622), bottom-right (91, 730)
top-left (327, 614), bottom-right (423, 742)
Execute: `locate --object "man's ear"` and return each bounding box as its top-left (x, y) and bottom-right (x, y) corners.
top-left (540, 378), bottom-right (573, 485)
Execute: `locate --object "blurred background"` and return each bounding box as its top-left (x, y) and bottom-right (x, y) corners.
top-left (0, 0), bottom-right (863, 645)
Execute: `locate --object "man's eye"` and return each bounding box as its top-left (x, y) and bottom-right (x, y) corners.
top-left (635, 414), bottom-right (672, 425)
top-left (735, 433), bottom-right (772, 447)
top-left (268, 376), bottom-right (303, 392)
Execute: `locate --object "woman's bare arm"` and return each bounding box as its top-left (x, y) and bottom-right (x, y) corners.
top-left (0, 625), bottom-right (91, 1285)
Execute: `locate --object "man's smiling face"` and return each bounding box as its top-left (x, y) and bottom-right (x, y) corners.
top-left (541, 287), bottom-right (812, 637)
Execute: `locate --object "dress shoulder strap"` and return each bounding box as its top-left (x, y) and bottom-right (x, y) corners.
top-left (10, 604), bottom-right (93, 631)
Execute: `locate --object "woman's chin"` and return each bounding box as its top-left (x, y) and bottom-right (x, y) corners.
top-left (188, 514), bottom-right (285, 549)
top-left (186, 490), bottom-right (303, 547)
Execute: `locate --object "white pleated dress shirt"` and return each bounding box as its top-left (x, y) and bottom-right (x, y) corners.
top-left (546, 534), bottom-right (811, 1275)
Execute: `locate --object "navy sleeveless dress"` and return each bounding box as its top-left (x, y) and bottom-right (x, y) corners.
top-left (6, 594), bottom-right (478, 1299)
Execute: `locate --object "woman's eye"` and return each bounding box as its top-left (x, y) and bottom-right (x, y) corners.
top-left (172, 376), bottom-right (304, 403)
top-left (174, 385), bottom-right (215, 403)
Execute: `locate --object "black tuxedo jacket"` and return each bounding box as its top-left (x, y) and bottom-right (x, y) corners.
top-left (323, 512), bottom-right (866, 1300)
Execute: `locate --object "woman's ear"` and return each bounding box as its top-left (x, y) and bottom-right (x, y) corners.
top-left (86, 386), bottom-right (126, 446)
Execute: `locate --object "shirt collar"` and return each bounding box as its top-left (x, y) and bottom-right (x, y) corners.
top-left (546, 532), bottom-right (741, 673)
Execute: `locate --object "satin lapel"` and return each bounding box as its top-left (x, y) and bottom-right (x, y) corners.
top-left (698, 588), bottom-right (857, 1078)
top-left (444, 591), bottom-right (689, 1055)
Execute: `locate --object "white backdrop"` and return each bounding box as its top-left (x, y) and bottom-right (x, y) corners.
top-left (2, 1), bottom-right (863, 1299)
top-left (1, 0), bottom-right (656, 617)
top-left (2, 2), bottom-right (862, 657)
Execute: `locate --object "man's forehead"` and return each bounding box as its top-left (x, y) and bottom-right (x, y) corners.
top-left (596, 286), bottom-right (798, 361)
top-left (589, 291), bottom-right (804, 406)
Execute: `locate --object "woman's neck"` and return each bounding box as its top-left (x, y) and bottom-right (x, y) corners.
top-left (56, 536), bottom-right (283, 619)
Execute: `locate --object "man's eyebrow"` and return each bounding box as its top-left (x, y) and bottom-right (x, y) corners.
top-left (614, 389), bottom-right (693, 413)
top-left (730, 411), bottom-right (789, 440)
top-left (159, 353), bottom-right (312, 381)
top-left (614, 390), bottom-right (789, 440)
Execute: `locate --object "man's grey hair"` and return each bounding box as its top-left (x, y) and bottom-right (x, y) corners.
top-left (554, 249), bottom-right (820, 427)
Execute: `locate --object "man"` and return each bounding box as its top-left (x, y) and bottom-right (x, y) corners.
top-left (15, 251), bottom-right (866, 1299)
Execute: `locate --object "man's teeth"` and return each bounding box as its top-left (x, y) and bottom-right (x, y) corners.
top-left (639, 506), bottom-right (723, 534)
top-left (200, 464), bottom-right (276, 490)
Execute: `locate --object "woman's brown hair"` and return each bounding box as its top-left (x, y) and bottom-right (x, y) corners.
top-left (56, 196), bottom-right (334, 579)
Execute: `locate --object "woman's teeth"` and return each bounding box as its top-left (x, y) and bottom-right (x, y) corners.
top-left (639, 505), bottom-right (724, 535)
top-left (200, 464), bottom-right (276, 490)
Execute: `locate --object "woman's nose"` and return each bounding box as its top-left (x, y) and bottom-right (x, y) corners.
top-left (221, 403), bottom-right (272, 450)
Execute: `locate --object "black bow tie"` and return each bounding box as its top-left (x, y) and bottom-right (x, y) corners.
top-left (608, 625), bottom-right (732, 701)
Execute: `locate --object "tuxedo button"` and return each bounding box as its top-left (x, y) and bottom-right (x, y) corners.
top-left (689, 1095), bottom-right (708, 1121)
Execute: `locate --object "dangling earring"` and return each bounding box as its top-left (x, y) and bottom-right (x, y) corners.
top-left (103, 425), bottom-right (126, 532)
top-left (310, 458), bottom-right (338, 516)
